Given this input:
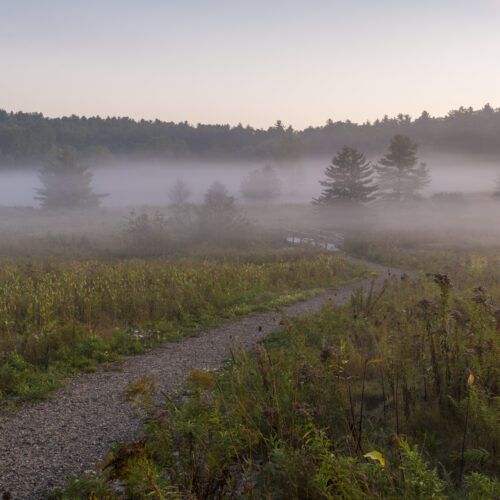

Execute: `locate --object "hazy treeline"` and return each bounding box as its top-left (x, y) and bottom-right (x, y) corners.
top-left (2, 104), bottom-right (500, 166)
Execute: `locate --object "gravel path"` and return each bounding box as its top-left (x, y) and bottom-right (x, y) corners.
top-left (0, 258), bottom-right (404, 499)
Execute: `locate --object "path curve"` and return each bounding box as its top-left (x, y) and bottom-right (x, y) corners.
top-left (0, 258), bottom-right (405, 499)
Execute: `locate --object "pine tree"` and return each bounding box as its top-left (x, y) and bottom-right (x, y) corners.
top-left (313, 146), bottom-right (377, 206)
top-left (240, 166), bottom-right (281, 202)
top-left (375, 134), bottom-right (430, 201)
top-left (35, 147), bottom-right (107, 209)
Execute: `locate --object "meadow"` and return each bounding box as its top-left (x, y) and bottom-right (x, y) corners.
top-left (0, 246), bottom-right (365, 407)
top-left (50, 232), bottom-right (500, 499)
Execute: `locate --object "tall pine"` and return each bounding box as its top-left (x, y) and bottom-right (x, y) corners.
top-left (35, 147), bottom-right (107, 209)
top-left (375, 134), bottom-right (430, 201)
top-left (313, 146), bottom-right (377, 206)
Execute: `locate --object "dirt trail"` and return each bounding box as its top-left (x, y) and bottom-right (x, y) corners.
top-left (0, 258), bottom-right (405, 499)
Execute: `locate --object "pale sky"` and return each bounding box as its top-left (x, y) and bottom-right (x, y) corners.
top-left (1, 0), bottom-right (499, 128)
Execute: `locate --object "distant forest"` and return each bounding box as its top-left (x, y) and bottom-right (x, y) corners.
top-left (1, 104), bottom-right (500, 166)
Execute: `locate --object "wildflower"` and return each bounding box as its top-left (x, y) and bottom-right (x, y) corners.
top-left (432, 273), bottom-right (453, 288)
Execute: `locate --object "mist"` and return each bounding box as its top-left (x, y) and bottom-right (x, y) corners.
top-left (0, 154), bottom-right (498, 209)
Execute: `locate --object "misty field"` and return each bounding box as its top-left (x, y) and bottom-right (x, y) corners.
top-left (6, 0), bottom-right (500, 496)
top-left (50, 234), bottom-right (500, 499)
top-left (2, 195), bottom-right (500, 499)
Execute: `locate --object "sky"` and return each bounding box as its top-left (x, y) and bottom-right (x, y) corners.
top-left (1, 0), bottom-right (499, 129)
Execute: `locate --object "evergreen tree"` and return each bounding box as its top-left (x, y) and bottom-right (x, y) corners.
top-left (313, 146), bottom-right (377, 206)
top-left (35, 147), bottom-right (107, 209)
top-left (375, 134), bottom-right (430, 201)
top-left (240, 165), bottom-right (281, 202)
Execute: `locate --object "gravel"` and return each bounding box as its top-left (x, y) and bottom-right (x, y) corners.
top-left (0, 258), bottom-right (404, 499)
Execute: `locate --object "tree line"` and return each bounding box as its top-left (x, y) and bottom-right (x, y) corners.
top-left (34, 134), bottom-right (499, 211)
top-left (2, 104), bottom-right (500, 165)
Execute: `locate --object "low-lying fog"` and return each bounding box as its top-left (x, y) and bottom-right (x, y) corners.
top-left (0, 155), bottom-right (498, 208)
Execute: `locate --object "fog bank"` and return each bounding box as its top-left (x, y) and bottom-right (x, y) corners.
top-left (0, 155), bottom-right (497, 208)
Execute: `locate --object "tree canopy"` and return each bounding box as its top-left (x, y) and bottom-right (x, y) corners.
top-left (2, 104), bottom-right (500, 166)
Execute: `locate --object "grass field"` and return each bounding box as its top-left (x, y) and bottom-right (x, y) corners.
top-left (0, 248), bottom-right (366, 407)
top-left (51, 234), bottom-right (500, 499)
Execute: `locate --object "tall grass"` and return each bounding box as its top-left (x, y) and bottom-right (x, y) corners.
top-left (53, 244), bottom-right (500, 498)
top-left (0, 251), bottom-right (365, 405)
